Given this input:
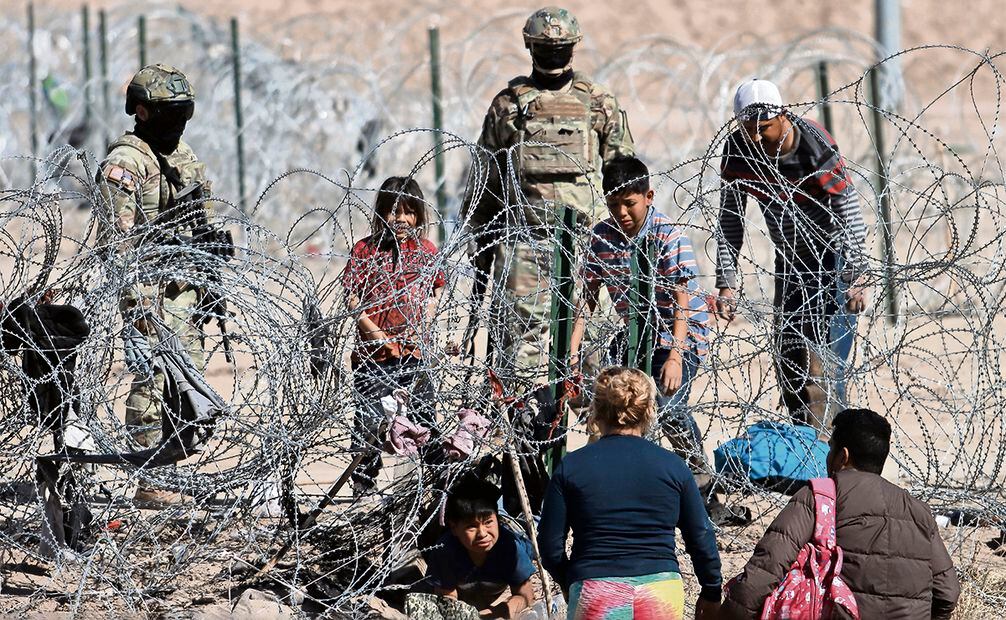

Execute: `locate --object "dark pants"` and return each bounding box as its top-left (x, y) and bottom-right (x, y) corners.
top-left (351, 355), bottom-right (438, 491)
top-left (773, 252), bottom-right (856, 433)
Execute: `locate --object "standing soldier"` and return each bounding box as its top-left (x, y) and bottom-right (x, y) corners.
top-left (463, 6), bottom-right (634, 392)
top-left (97, 64), bottom-right (217, 504)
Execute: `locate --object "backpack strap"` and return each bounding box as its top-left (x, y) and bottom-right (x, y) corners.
top-left (809, 477), bottom-right (838, 549)
top-left (507, 76), bottom-right (541, 130)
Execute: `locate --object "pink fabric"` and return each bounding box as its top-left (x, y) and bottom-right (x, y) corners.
top-left (383, 414), bottom-right (430, 457)
top-left (443, 409), bottom-right (492, 461)
top-left (759, 477), bottom-right (860, 620)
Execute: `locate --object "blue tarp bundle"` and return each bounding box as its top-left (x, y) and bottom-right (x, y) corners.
top-left (714, 421), bottom-right (829, 493)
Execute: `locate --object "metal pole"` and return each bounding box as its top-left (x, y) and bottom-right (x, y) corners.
top-left (98, 9), bottom-right (109, 146)
top-left (28, 2), bottom-right (38, 181)
top-left (869, 68), bottom-right (898, 323)
top-left (137, 15), bottom-right (146, 69)
top-left (428, 25), bottom-right (447, 242)
top-left (816, 60), bottom-right (834, 135)
top-left (230, 17), bottom-right (247, 213)
top-left (546, 206), bottom-right (576, 472)
top-left (874, 0), bottom-right (903, 111)
top-left (628, 239), bottom-right (655, 376)
top-left (82, 6), bottom-right (92, 134)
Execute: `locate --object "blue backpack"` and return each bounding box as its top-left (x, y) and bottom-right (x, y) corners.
top-left (714, 422), bottom-right (829, 494)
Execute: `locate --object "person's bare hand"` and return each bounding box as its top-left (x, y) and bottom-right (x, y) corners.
top-left (365, 328), bottom-right (389, 343)
top-left (695, 597), bottom-right (721, 618)
top-left (660, 350), bottom-right (684, 394)
top-left (711, 287), bottom-right (736, 323)
top-left (846, 282), bottom-right (868, 313)
top-left (568, 352), bottom-right (580, 372)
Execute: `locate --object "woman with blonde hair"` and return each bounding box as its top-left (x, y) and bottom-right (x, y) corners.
top-left (537, 367), bottom-right (722, 619)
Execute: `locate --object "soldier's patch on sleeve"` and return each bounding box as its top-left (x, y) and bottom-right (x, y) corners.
top-left (104, 165), bottom-right (137, 192)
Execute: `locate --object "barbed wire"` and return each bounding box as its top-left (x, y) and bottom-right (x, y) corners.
top-left (1, 5), bottom-right (1006, 618)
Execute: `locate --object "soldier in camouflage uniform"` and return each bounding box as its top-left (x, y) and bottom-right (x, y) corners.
top-left (463, 7), bottom-right (634, 389)
top-left (97, 65), bottom-right (212, 471)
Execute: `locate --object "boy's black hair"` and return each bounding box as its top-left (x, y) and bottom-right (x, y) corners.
top-left (445, 476), bottom-right (501, 524)
top-left (602, 156), bottom-right (650, 197)
top-left (830, 408), bottom-right (892, 474)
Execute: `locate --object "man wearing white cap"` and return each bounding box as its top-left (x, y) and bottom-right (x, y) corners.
top-left (710, 78), bottom-right (868, 432)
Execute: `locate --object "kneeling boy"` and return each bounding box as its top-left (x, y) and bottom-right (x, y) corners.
top-left (422, 478), bottom-right (537, 618)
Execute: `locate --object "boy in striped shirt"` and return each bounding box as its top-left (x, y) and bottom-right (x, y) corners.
top-left (570, 156), bottom-right (712, 485)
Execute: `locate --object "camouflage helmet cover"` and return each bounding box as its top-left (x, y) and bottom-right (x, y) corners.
top-left (522, 6), bottom-right (583, 47)
top-left (125, 64), bottom-right (195, 115)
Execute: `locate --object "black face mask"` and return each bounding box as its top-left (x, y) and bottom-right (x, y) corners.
top-left (530, 44), bottom-right (574, 75)
top-left (134, 101), bottom-right (194, 154)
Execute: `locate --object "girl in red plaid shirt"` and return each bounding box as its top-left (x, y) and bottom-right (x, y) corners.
top-left (343, 176), bottom-right (448, 494)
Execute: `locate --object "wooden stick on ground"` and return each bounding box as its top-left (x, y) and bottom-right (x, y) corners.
top-left (505, 450), bottom-right (555, 616)
top-left (494, 399), bottom-right (555, 615)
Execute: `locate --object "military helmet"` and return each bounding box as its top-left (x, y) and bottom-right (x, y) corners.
top-left (125, 64), bottom-right (195, 115)
top-left (522, 6), bottom-right (582, 47)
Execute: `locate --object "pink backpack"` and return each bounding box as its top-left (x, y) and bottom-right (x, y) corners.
top-left (759, 477), bottom-right (859, 619)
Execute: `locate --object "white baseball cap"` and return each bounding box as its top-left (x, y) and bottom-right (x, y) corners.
top-left (733, 78), bottom-right (784, 121)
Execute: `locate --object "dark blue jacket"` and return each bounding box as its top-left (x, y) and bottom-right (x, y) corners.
top-left (537, 434), bottom-right (721, 594)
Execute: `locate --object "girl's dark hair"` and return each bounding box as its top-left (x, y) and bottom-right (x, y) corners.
top-left (445, 476), bottom-right (500, 524)
top-left (369, 176), bottom-right (428, 250)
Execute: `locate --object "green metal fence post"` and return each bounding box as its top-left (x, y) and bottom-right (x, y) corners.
top-left (82, 6), bottom-right (92, 134)
top-left (98, 9), bottom-right (109, 146)
top-left (137, 15), bottom-right (146, 69)
top-left (628, 237), bottom-right (655, 376)
top-left (546, 206), bottom-right (577, 472)
top-left (816, 60), bottom-right (834, 135)
top-left (230, 17), bottom-right (247, 213)
top-left (428, 25), bottom-right (447, 242)
top-left (28, 2), bottom-right (38, 181)
top-left (869, 68), bottom-right (898, 323)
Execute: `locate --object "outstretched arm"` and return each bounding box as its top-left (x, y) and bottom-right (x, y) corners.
top-left (568, 281), bottom-right (600, 369)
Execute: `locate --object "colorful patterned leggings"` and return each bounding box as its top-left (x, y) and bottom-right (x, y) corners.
top-left (567, 571), bottom-right (684, 620)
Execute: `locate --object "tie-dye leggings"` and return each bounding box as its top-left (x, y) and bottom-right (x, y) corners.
top-left (567, 571), bottom-right (684, 620)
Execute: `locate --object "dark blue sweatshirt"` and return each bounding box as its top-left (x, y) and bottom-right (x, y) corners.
top-left (537, 434), bottom-right (721, 597)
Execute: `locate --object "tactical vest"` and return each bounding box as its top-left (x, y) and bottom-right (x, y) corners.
top-left (105, 134), bottom-right (203, 232)
top-left (508, 72), bottom-right (596, 177)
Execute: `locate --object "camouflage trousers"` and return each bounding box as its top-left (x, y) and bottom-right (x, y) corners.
top-left (493, 238), bottom-right (610, 396)
top-left (495, 240), bottom-right (558, 389)
top-left (123, 283), bottom-right (205, 447)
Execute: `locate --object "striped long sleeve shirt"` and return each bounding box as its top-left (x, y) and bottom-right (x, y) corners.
top-left (715, 116), bottom-right (868, 289)
top-left (583, 211), bottom-right (711, 359)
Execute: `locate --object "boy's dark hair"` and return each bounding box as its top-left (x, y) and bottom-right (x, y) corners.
top-left (602, 156), bottom-right (650, 197)
top-left (445, 476), bottom-right (501, 524)
top-left (369, 176), bottom-right (428, 247)
top-left (830, 408), bottom-right (892, 474)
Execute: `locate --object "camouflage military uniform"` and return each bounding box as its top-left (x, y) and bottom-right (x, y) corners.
top-left (465, 8), bottom-right (634, 387)
top-left (97, 65), bottom-right (212, 447)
